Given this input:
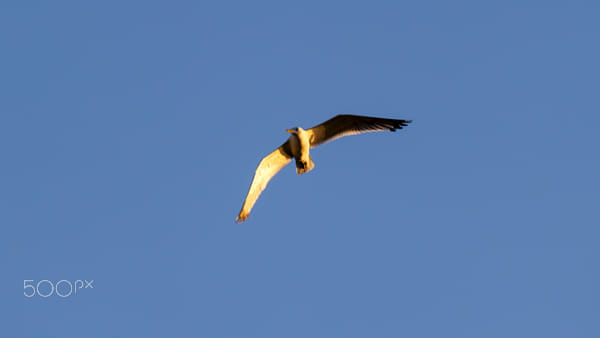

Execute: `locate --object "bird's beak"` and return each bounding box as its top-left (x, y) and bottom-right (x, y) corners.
top-left (286, 129), bottom-right (292, 133)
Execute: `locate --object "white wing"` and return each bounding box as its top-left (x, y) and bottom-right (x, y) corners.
top-left (307, 114), bottom-right (412, 148)
top-left (236, 141), bottom-right (293, 223)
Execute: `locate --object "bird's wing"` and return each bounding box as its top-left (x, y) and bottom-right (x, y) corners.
top-left (306, 114), bottom-right (412, 148)
top-left (236, 141), bottom-right (293, 223)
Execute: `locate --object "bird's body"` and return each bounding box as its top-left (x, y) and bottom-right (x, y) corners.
top-left (288, 127), bottom-right (314, 174)
top-left (236, 114), bottom-right (411, 223)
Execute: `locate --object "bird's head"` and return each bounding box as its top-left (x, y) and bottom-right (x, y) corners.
top-left (286, 127), bottom-right (303, 134)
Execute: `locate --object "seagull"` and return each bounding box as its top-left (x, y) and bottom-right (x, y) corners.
top-left (236, 114), bottom-right (412, 223)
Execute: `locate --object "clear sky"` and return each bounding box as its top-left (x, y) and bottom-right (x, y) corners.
top-left (2, 1), bottom-right (599, 337)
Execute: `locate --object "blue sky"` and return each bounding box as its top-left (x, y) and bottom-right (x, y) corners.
top-left (1, 1), bottom-right (599, 337)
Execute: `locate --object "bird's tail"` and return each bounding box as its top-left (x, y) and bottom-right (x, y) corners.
top-left (296, 156), bottom-right (315, 175)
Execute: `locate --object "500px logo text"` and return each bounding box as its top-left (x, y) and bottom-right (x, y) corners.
top-left (24, 279), bottom-right (94, 298)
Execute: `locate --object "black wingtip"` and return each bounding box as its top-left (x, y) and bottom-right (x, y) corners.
top-left (391, 119), bottom-right (412, 131)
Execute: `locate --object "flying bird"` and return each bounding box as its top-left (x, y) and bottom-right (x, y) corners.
top-left (236, 114), bottom-right (412, 223)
